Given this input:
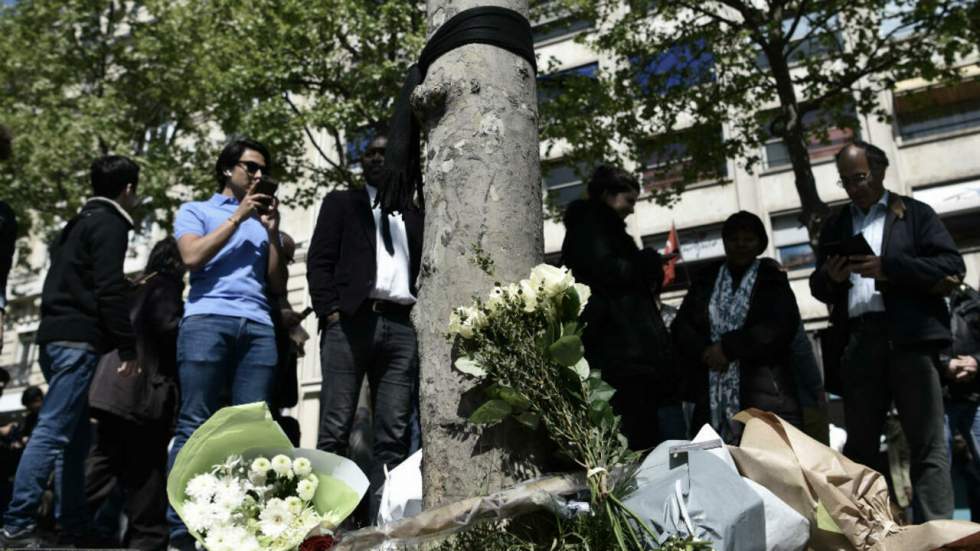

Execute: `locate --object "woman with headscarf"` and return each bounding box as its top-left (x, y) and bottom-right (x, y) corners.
top-left (561, 165), bottom-right (680, 450)
top-left (672, 211), bottom-right (803, 443)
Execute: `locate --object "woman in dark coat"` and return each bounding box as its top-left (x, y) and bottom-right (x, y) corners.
top-left (561, 165), bottom-right (678, 450)
top-left (672, 211), bottom-right (803, 443)
top-left (85, 237), bottom-right (185, 550)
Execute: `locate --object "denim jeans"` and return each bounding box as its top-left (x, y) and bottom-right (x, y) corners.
top-left (317, 310), bottom-right (418, 521)
top-left (3, 344), bottom-right (99, 533)
top-left (945, 400), bottom-right (980, 521)
top-left (166, 314), bottom-right (277, 541)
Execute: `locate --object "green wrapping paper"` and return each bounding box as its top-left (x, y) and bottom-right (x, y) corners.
top-left (166, 402), bottom-right (369, 542)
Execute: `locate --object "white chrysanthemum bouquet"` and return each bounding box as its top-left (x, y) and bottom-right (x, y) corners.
top-left (181, 453), bottom-right (325, 551)
top-left (168, 403), bottom-right (367, 551)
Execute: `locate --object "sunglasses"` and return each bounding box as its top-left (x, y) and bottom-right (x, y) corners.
top-left (238, 161), bottom-right (267, 175)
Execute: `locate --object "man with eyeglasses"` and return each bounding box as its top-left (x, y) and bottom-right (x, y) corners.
top-left (810, 140), bottom-right (965, 522)
top-left (167, 138), bottom-right (287, 550)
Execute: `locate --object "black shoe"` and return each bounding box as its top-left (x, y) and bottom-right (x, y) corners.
top-left (0, 526), bottom-right (42, 548)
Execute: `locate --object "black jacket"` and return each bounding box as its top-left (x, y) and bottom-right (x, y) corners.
top-left (810, 193), bottom-right (965, 346)
top-left (307, 188), bottom-right (423, 321)
top-left (0, 201), bottom-right (16, 308)
top-left (943, 288), bottom-right (980, 402)
top-left (672, 258), bottom-right (802, 424)
top-left (88, 273), bottom-right (183, 424)
top-left (36, 199), bottom-right (137, 359)
top-left (560, 199), bottom-right (675, 385)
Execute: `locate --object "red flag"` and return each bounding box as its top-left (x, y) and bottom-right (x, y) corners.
top-left (662, 224), bottom-right (680, 287)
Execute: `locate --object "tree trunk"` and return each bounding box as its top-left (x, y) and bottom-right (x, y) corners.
top-left (413, 0), bottom-right (545, 509)
top-left (765, 46), bottom-right (831, 245)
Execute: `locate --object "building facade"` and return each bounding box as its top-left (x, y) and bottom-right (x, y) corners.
top-left (1, 6), bottom-right (979, 454)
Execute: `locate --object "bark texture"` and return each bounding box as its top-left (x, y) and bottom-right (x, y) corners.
top-left (414, 0), bottom-right (545, 509)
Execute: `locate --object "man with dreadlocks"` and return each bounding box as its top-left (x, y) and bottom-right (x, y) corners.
top-left (307, 130), bottom-right (423, 522)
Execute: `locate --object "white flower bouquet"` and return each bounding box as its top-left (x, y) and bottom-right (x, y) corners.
top-left (445, 264), bottom-right (710, 549)
top-left (167, 402), bottom-right (368, 551)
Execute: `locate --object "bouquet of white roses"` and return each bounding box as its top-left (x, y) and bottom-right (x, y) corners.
top-left (168, 403), bottom-right (368, 551)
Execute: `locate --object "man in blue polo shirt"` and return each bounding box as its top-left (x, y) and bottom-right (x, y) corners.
top-left (167, 138), bottom-right (287, 550)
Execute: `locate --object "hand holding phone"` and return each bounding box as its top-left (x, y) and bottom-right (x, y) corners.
top-left (250, 176), bottom-right (278, 214)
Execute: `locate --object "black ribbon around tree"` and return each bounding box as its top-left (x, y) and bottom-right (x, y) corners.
top-left (378, 6), bottom-right (538, 215)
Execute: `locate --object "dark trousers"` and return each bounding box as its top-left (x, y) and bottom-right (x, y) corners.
top-left (841, 318), bottom-right (953, 522)
top-left (317, 309), bottom-right (418, 522)
top-left (85, 413), bottom-right (168, 550)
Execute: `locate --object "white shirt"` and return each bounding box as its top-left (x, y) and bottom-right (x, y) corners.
top-left (847, 190), bottom-right (889, 318)
top-left (365, 185), bottom-right (415, 305)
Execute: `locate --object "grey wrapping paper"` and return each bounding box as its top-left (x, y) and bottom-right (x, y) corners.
top-left (624, 441), bottom-right (766, 551)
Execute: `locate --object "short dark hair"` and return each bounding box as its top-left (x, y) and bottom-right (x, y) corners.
top-left (587, 164), bottom-right (640, 199)
top-left (21, 385), bottom-right (43, 407)
top-left (91, 155), bottom-right (139, 198)
top-left (722, 210), bottom-right (769, 255)
top-left (214, 138), bottom-right (272, 190)
top-left (145, 236), bottom-right (185, 279)
top-left (836, 141), bottom-right (889, 173)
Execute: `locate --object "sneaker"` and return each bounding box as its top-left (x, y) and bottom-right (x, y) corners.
top-left (0, 526), bottom-right (42, 548)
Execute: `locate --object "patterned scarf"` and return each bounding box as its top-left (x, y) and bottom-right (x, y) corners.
top-left (707, 260), bottom-right (760, 443)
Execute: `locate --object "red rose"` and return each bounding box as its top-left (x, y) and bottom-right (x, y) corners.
top-left (300, 534), bottom-right (337, 551)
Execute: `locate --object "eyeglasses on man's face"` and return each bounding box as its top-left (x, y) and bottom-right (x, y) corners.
top-left (837, 172), bottom-right (871, 188)
top-left (238, 161), bottom-right (267, 175)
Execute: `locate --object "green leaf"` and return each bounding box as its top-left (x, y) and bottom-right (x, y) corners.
top-left (561, 321), bottom-right (580, 338)
top-left (588, 372), bottom-right (617, 405)
top-left (560, 287), bottom-right (581, 322)
top-left (454, 356), bottom-right (486, 378)
top-left (569, 357), bottom-right (590, 381)
top-left (548, 335), bottom-right (584, 367)
top-left (487, 384), bottom-right (531, 411)
top-left (514, 412), bottom-right (540, 430)
top-left (468, 399), bottom-right (512, 425)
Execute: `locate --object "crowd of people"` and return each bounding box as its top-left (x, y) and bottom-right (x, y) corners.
top-left (0, 125), bottom-right (976, 549)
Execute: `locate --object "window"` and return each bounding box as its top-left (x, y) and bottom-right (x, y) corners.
top-left (642, 225), bottom-right (725, 291)
top-left (13, 332), bottom-right (36, 386)
top-left (879, 1), bottom-right (922, 40)
top-left (771, 213), bottom-right (816, 271)
top-left (755, 14), bottom-right (842, 69)
top-left (895, 80), bottom-right (980, 141)
top-left (632, 39), bottom-right (714, 96)
top-left (641, 126), bottom-right (727, 191)
top-left (344, 128), bottom-right (374, 166)
top-left (761, 105), bottom-right (858, 169)
top-left (542, 161), bottom-right (590, 213)
top-left (531, 1), bottom-right (593, 43)
top-left (537, 62), bottom-right (598, 106)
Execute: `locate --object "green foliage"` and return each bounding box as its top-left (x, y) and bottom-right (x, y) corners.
top-left (548, 334), bottom-right (585, 367)
top-left (469, 399), bottom-right (513, 425)
top-left (0, 0), bottom-right (426, 237)
top-left (540, 0), bottom-right (976, 210)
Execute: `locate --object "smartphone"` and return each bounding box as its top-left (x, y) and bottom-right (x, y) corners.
top-left (251, 176), bottom-right (278, 213)
top-left (819, 234), bottom-right (874, 259)
top-left (251, 176), bottom-right (278, 197)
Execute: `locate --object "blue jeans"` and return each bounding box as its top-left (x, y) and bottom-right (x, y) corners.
top-left (945, 400), bottom-right (980, 521)
top-left (166, 315), bottom-right (277, 541)
top-left (3, 344), bottom-right (99, 533)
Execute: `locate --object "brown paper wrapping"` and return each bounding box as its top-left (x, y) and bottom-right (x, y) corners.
top-left (730, 409), bottom-right (980, 551)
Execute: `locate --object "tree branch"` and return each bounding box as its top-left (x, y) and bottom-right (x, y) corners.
top-left (282, 92), bottom-right (343, 172)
